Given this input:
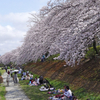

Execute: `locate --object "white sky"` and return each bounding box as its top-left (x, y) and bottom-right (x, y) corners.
top-left (0, 0), bottom-right (48, 55)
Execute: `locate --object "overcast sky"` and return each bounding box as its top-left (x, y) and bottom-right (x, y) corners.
top-left (0, 0), bottom-right (48, 55)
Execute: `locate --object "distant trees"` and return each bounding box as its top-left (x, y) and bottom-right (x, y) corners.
top-left (0, 0), bottom-right (100, 66)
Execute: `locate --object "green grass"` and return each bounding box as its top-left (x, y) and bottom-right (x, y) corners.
top-left (0, 84), bottom-right (6, 100)
top-left (73, 87), bottom-right (100, 100)
top-left (85, 45), bottom-right (100, 59)
top-left (0, 70), bottom-right (6, 100)
top-left (46, 54), bottom-right (60, 61)
top-left (30, 65), bottom-right (36, 68)
top-left (19, 80), bottom-right (52, 100)
top-left (18, 73), bottom-right (100, 100)
top-left (0, 70), bottom-right (5, 76)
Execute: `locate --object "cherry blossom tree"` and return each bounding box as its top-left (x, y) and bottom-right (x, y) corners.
top-left (39, 0), bottom-right (100, 66)
top-left (0, 52), bottom-right (12, 65)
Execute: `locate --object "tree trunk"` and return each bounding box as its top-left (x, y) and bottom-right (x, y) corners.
top-left (93, 40), bottom-right (98, 54)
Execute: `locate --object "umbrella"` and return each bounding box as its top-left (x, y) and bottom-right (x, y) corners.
top-left (12, 70), bottom-right (19, 73)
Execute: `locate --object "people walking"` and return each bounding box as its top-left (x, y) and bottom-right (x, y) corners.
top-left (6, 74), bottom-right (10, 86)
top-left (13, 72), bottom-right (18, 83)
top-left (5, 66), bottom-right (7, 73)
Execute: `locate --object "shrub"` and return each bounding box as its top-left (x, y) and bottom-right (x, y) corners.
top-left (0, 76), bottom-right (3, 83)
top-left (85, 47), bottom-right (96, 59)
top-left (46, 54), bottom-right (60, 61)
top-left (7, 66), bottom-right (10, 69)
top-left (85, 45), bottom-right (100, 59)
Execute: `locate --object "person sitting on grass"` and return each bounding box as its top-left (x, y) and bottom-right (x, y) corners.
top-left (32, 79), bottom-right (38, 86)
top-left (21, 75), bottom-right (25, 80)
top-left (63, 86), bottom-right (72, 100)
top-left (39, 75), bottom-right (43, 84)
top-left (23, 71), bottom-right (26, 76)
top-left (30, 75), bottom-right (33, 80)
top-left (26, 71), bottom-right (29, 75)
top-left (37, 77), bottom-right (40, 85)
top-left (18, 68), bottom-right (22, 74)
top-left (29, 79), bottom-right (38, 86)
top-left (25, 74), bottom-right (30, 80)
top-left (35, 77), bottom-right (37, 82)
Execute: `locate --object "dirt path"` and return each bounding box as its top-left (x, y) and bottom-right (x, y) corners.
top-left (2, 72), bottom-right (30, 100)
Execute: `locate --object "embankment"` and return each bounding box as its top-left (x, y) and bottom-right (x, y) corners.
top-left (24, 57), bottom-right (100, 93)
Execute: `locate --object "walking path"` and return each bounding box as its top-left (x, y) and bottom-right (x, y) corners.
top-left (2, 72), bottom-right (30, 100)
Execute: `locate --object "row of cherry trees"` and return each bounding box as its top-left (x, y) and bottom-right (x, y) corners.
top-left (0, 0), bottom-right (100, 66)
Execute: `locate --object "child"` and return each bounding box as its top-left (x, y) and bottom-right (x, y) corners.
top-left (73, 96), bottom-right (78, 100)
top-left (6, 74), bottom-right (10, 86)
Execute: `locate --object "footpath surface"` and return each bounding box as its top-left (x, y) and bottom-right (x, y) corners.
top-left (2, 72), bottom-right (30, 100)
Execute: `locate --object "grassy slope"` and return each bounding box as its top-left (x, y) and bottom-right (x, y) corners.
top-left (0, 70), bottom-right (6, 100)
top-left (24, 58), bottom-right (100, 92)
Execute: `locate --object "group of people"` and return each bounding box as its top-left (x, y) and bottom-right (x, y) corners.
top-left (28, 77), bottom-right (39, 86)
top-left (6, 69), bottom-right (19, 86)
top-left (21, 71), bottom-right (34, 82)
top-left (21, 71), bottom-right (44, 86)
top-left (19, 69), bottom-right (78, 100)
top-left (48, 86), bottom-right (90, 100)
top-left (20, 70), bottom-right (77, 100)
top-left (21, 71), bottom-right (30, 80)
top-left (48, 85), bottom-right (78, 100)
